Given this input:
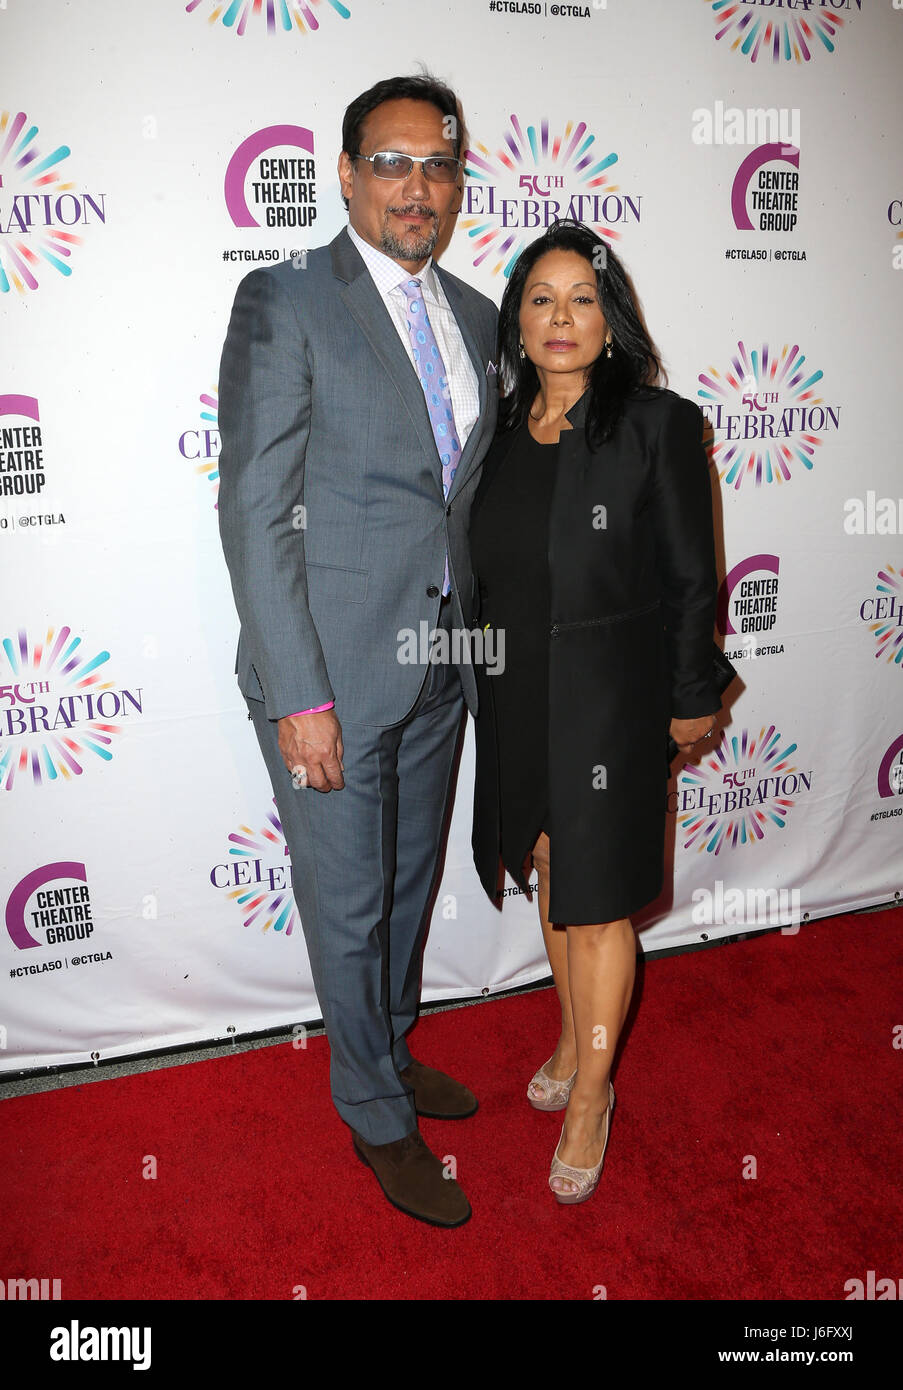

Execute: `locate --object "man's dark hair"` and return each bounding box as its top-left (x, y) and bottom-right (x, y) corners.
top-left (497, 219), bottom-right (664, 449)
top-left (340, 72), bottom-right (466, 210)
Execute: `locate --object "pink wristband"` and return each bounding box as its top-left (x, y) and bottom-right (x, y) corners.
top-left (289, 701), bottom-right (334, 717)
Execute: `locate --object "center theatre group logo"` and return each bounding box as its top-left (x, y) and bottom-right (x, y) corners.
top-left (225, 125), bottom-right (317, 231)
top-left (209, 799), bottom-right (299, 936)
top-left (180, 388), bottom-right (220, 507)
top-left (0, 110), bottom-right (105, 296)
top-left (0, 627), bottom-right (143, 791)
top-left (718, 553), bottom-right (783, 658)
top-left (0, 395), bottom-right (47, 502)
top-left (732, 142), bottom-right (800, 233)
top-left (705, 0), bottom-right (858, 65)
top-left (877, 735), bottom-right (903, 800)
top-left (6, 861), bottom-right (92, 951)
top-left (186, 0), bottom-right (352, 36)
top-left (858, 565), bottom-right (903, 668)
top-left (669, 726), bottom-right (812, 853)
top-left (462, 116), bottom-right (640, 278)
top-left (698, 340), bottom-right (839, 490)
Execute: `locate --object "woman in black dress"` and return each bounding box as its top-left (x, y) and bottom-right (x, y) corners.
top-left (469, 220), bottom-right (721, 1203)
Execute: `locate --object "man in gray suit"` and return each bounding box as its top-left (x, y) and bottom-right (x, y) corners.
top-left (217, 75), bottom-right (498, 1227)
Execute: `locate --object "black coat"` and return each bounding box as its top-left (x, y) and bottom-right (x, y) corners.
top-left (470, 385), bottom-right (721, 925)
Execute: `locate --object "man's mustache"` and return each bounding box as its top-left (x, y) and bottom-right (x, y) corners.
top-left (387, 205), bottom-right (438, 223)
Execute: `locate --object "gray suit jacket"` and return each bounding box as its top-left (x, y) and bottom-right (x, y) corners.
top-left (217, 227), bottom-right (499, 725)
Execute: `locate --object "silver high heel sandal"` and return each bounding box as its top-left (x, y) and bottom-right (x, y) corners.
top-left (527, 1058), bottom-right (577, 1111)
top-left (549, 1081), bottom-right (615, 1204)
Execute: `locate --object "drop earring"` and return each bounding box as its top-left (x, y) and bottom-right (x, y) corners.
top-left (604, 337), bottom-right (613, 359)
top-left (518, 339), bottom-right (526, 360)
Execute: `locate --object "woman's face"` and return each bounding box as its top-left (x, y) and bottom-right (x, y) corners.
top-left (518, 249), bottom-right (608, 380)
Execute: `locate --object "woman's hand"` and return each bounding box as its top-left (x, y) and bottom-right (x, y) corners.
top-left (669, 714), bottom-right (718, 756)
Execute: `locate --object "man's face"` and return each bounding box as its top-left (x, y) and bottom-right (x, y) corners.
top-left (337, 97), bottom-right (461, 272)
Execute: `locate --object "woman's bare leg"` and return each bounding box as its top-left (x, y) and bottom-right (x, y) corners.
top-left (529, 831), bottom-right (576, 1082)
top-left (550, 916), bottom-right (636, 1190)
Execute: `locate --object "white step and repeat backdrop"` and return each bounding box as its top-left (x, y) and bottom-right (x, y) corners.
top-left (2, 0), bottom-right (901, 1073)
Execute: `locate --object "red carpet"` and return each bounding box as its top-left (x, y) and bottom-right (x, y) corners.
top-left (2, 908), bottom-right (901, 1300)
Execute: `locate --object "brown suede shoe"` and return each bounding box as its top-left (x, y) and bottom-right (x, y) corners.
top-left (399, 1059), bottom-right (478, 1119)
top-left (352, 1129), bottom-right (471, 1227)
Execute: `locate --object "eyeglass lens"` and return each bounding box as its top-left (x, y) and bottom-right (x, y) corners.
top-left (370, 153), bottom-right (459, 183)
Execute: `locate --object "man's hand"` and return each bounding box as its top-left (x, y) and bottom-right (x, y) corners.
top-left (669, 714), bottom-right (718, 757)
top-left (278, 709), bottom-right (345, 792)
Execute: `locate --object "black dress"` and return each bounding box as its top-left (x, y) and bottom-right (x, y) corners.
top-left (469, 420), bottom-right (558, 884)
top-left (470, 388), bottom-right (722, 926)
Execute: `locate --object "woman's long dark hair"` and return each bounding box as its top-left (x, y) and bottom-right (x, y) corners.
top-left (497, 219), bottom-right (663, 448)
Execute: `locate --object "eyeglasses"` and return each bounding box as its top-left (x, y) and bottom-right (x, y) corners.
top-left (353, 151), bottom-right (462, 184)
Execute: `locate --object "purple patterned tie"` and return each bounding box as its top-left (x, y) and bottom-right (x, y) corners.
top-left (401, 277), bottom-right (460, 596)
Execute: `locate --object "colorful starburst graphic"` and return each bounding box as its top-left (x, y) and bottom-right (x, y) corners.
top-left (196, 386), bottom-right (220, 505)
top-left (706, 0), bottom-right (848, 64)
top-left (0, 627), bottom-right (122, 790)
top-left (698, 341), bottom-right (829, 490)
top-left (677, 726), bottom-right (802, 853)
top-left (224, 800), bottom-right (298, 935)
top-left (867, 566), bottom-right (903, 667)
top-left (0, 111), bottom-right (81, 295)
top-left (463, 116), bottom-right (622, 278)
top-left (185, 0), bottom-right (351, 35)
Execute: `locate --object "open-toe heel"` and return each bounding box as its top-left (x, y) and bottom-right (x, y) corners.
top-left (527, 1057), bottom-right (577, 1111)
top-left (548, 1082), bottom-right (615, 1204)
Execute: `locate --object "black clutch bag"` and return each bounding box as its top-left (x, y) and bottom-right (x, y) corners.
top-left (667, 645), bottom-right (738, 763)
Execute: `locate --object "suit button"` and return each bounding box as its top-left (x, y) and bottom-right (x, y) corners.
top-left (426, 584), bottom-right (440, 598)
top-left (446, 505), bottom-right (452, 516)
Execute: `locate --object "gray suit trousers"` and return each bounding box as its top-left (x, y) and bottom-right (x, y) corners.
top-left (244, 599), bottom-right (465, 1145)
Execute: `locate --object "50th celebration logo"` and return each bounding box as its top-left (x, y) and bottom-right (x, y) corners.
top-left (858, 566), bottom-right (903, 669)
top-left (0, 110), bottom-right (106, 296)
top-left (180, 387), bottom-right (220, 507)
top-left (462, 116), bottom-right (640, 278)
top-left (669, 726), bottom-right (812, 853)
top-left (0, 627), bottom-right (143, 791)
top-left (705, 0), bottom-right (858, 65)
top-left (185, 0), bottom-right (352, 37)
top-left (209, 800), bottom-right (299, 936)
top-left (698, 341), bottom-right (839, 490)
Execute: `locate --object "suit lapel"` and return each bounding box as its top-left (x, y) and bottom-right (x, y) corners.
top-left (336, 250), bottom-right (443, 478)
top-left (332, 228), bottom-right (495, 499)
